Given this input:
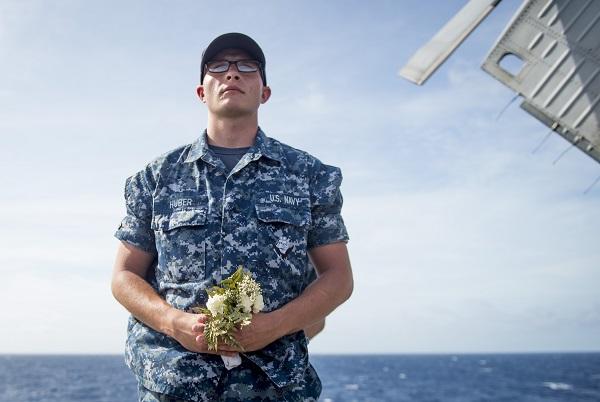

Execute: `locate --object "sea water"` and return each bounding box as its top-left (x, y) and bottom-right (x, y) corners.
top-left (1, 353), bottom-right (599, 401)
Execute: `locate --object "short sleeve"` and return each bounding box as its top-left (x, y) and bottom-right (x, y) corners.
top-left (306, 161), bottom-right (349, 249)
top-left (114, 169), bottom-right (157, 253)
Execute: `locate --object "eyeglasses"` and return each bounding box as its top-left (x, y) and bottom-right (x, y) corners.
top-left (205, 59), bottom-right (262, 73)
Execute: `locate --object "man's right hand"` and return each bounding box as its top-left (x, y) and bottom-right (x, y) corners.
top-left (170, 310), bottom-right (238, 357)
top-left (112, 242), bottom-right (237, 358)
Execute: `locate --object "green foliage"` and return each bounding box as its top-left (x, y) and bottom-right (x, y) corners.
top-left (192, 265), bottom-right (263, 352)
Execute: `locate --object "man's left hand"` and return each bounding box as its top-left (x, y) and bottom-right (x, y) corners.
top-left (191, 312), bottom-right (282, 353)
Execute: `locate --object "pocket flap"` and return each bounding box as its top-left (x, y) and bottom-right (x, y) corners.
top-left (255, 204), bottom-right (311, 227)
top-left (152, 208), bottom-right (207, 231)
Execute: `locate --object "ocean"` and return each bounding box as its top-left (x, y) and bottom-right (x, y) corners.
top-left (0, 353), bottom-right (599, 401)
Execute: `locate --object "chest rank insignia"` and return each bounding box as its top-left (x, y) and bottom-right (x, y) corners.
top-left (275, 237), bottom-right (292, 256)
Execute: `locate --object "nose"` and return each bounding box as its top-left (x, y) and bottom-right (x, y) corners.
top-left (226, 64), bottom-right (241, 81)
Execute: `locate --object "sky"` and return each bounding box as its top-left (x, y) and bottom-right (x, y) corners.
top-left (1, 0), bottom-right (599, 355)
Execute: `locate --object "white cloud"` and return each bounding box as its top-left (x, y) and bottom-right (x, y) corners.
top-left (296, 82), bottom-right (330, 115)
top-left (0, 198), bottom-right (130, 354)
top-left (0, 198), bottom-right (122, 274)
top-left (0, 1), bottom-right (36, 46)
top-left (309, 181), bottom-right (600, 353)
top-left (0, 269), bottom-right (129, 354)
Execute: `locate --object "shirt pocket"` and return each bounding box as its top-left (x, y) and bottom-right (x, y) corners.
top-left (253, 204), bottom-right (311, 308)
top-left (151, 208), bottom-right (207, 283)
top-left (255, 204), bottom-right (311, 262)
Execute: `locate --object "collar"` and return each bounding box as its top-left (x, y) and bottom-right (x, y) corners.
top-left (184, 127), bottom-right (283, 164)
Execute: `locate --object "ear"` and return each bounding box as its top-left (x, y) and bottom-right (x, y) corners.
top-left (261, 86), bottom-right (271, 104)
top-left (196, 85), bottom-right (206, 103)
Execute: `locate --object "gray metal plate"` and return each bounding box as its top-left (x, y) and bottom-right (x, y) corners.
top-left (482, 0), bottom-right (600, 163)
top-left (399, 0), bottom-right (501, 85)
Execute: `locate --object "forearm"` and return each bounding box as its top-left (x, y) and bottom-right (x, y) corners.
top-left (304, 319), bottom-right (325, 339)
top-left (274, 245), bottom-right (353, 336)
top-left (111, 270), bottom-right (179, 338)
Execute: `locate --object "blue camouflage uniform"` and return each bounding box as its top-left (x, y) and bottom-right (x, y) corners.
top-left (115, 128), bottom-right (349, 401)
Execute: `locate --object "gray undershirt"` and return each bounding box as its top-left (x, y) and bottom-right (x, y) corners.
top-left (208, 144), bottom-right (250, 172)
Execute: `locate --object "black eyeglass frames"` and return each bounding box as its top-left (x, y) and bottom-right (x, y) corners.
top-left (205, 60), bottom-right (262, 73)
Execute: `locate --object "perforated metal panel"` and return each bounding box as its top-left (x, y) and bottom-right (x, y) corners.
top-left (482, 0), bottom-right (600, 163)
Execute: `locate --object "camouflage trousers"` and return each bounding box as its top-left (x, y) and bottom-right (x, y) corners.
top-left (137, 359), bottom-right (321, 402)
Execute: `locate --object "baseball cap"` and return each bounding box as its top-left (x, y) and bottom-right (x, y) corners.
top-left (200, 33), bottom-right (267, 85)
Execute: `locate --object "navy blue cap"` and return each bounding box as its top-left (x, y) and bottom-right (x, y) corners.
top-left (200, 33), bottom-right (266, 85)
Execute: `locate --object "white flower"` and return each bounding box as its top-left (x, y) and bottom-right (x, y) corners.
top-left (206, 294), bottom-right (226, 316)
top-left (252, 293), bottom-right (264, 313)
top-left (240, 293), bottom-right (252, 313)
top-left (194, 266), bottom-right (264, 353)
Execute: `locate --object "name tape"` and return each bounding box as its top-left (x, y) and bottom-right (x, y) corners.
top-left (169, 198), bottom-right (194, 209)
top-left (268, 194), bottom-right (304, 207)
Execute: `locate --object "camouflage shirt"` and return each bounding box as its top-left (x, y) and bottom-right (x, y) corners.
top-left (114, 128), bottom-right (349, 400)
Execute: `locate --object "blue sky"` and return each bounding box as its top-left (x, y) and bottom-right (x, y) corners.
top-left (1, 0), bottom-right (598, 354)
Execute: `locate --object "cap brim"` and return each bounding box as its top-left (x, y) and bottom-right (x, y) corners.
top-left (203, 33), bottom-right (265, 65)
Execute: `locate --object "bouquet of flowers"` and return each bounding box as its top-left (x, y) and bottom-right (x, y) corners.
top-left (191, 266), bottom-right (264, 369)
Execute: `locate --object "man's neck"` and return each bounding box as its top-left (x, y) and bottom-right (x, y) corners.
top-left (206, 115), bottom-right (258, 148)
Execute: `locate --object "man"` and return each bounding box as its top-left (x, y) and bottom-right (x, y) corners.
top-left (111, 32), bottom-right (353, 402)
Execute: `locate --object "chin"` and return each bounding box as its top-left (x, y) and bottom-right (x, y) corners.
top-left (217, 105), bottom-right (256, 118)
